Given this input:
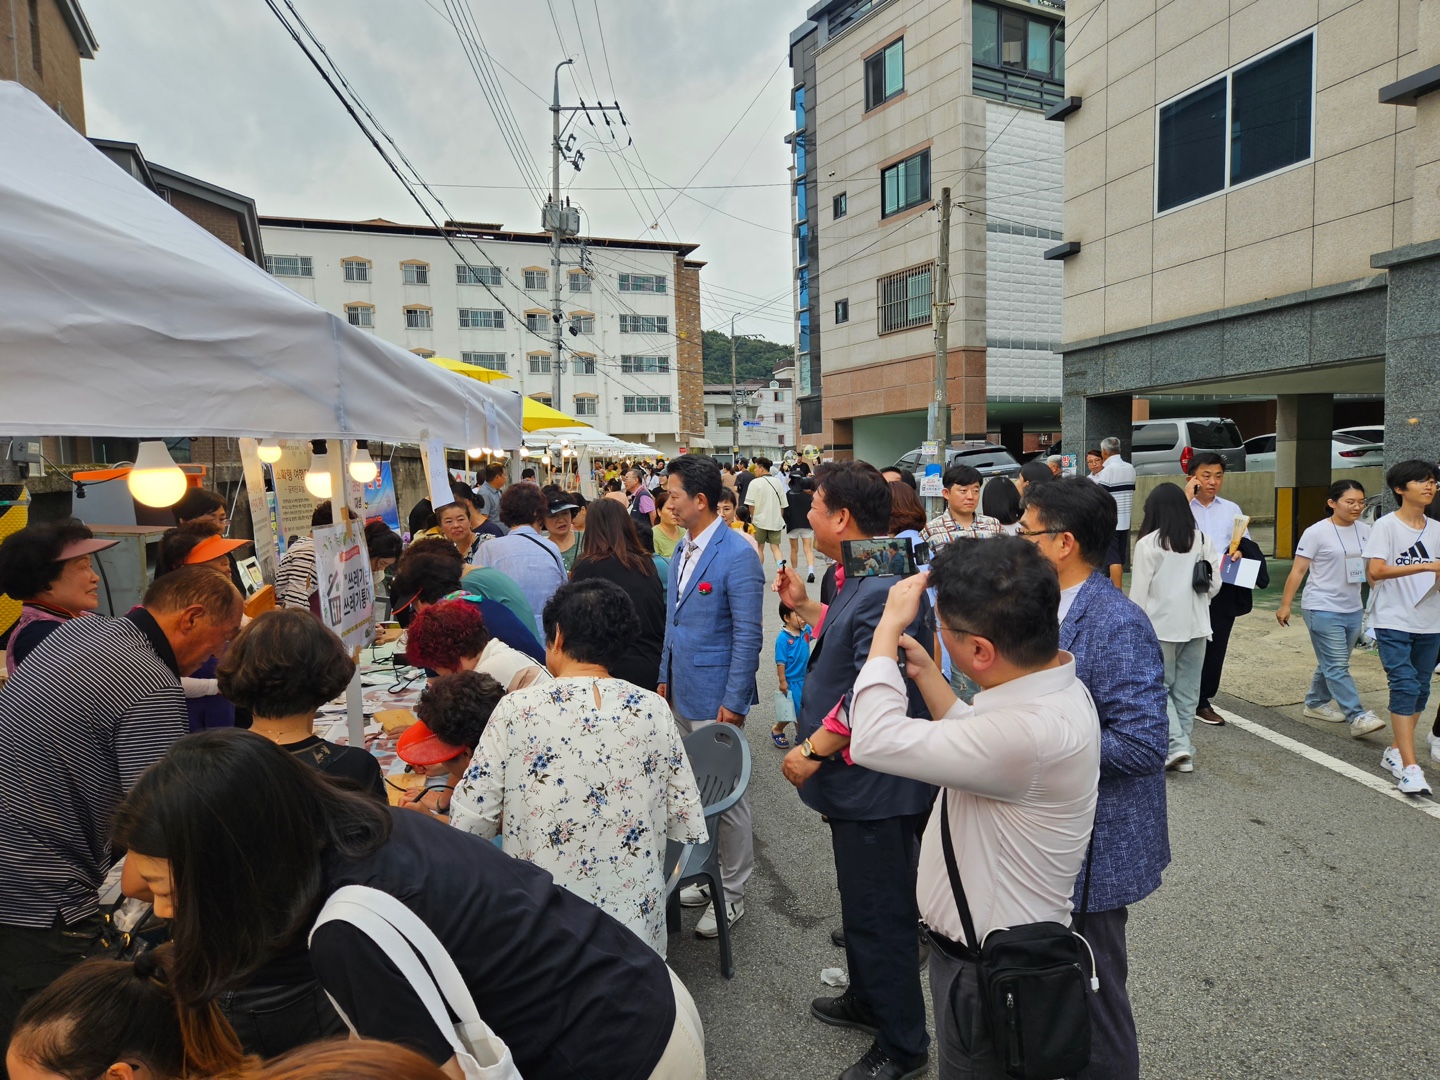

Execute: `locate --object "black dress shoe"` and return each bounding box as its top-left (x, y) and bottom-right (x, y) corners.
top-left (811, 990), bottom-right (880, 1036)
top-left (831, 927), bottom-right (846, 947)
top-left (839, 1040), bottom-right (928, 1079)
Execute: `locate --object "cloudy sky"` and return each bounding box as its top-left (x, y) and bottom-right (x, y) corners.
top-left (80, 0), bottom-right (799, 342)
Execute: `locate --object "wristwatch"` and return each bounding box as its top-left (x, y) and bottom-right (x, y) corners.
top-left (798, 738), bottom-right (820, 760)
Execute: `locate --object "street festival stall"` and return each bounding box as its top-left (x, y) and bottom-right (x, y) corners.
top-left (0, 82), bottom-right (523, 756)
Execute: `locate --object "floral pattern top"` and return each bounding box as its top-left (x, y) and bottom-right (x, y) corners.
top-left (451, 677), bottom-right (708, 956)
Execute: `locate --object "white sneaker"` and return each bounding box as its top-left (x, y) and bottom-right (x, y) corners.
top-left (1302, 703), bottom-right (1346, 722)
top-left (1382, 746), bottom-right (1405, 778)
top-left (1165, 750), bottom-right (1192, 771)
top-left (1398, 764), bottom-right (1433, 796)
top-left (1349, 711), bottom-right (1386, 738)
top-left (1429, 732), bottom-right (1440, 763)
top-left (695, 898), bottom-right (744, 938)
top-left (679, 884), bottom-right (710, 908)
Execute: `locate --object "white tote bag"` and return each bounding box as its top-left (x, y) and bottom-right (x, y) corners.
top-left (310, 885), bottom-right (522, 1080)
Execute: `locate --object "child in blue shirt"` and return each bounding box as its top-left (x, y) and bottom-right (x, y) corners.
top-left (772, 601), bottom-right (811, 748)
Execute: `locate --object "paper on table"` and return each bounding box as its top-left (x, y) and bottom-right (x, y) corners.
top-left (1220, 554), bottom-right (1261, 589)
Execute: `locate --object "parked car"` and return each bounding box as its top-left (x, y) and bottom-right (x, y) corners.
top-left (1242, 432), bottom-right (1385, 470)
top-left (1131, 417), bottom-right (1247, 476)
top-left (893, 441), bottom-right (1023, 483)
top-left (1334, 425), bottom-right (1385, 448)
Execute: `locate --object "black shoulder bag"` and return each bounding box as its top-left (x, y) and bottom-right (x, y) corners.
top-left (937, 796), bottom-right (1097, 1080)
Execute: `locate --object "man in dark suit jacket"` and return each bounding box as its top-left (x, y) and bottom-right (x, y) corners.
top-left (1018, 478), bottom-right (1170, 1080)
top-left (778, 461), bottom-right (935, 1080)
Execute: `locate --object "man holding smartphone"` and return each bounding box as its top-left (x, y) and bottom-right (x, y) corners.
top-left (776, 461), bottom-right (936, 1080)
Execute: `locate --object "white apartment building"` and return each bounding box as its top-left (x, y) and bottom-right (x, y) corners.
top-left (258, 216), bottom-right (705, 456)
top-left (701, 359), bottom-right (798, 461)
top-left (789, 0), bottom-right (1065, 466)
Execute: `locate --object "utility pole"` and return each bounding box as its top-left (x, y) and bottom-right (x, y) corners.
top-left (730, 313), bottom-right (740, 462)
top-left (927, 187), bottom-right (952, 516)
top-left (549, 59), bottom-right (573, 417)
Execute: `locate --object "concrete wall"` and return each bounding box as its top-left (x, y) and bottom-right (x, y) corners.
top-left (854, 411), bottom-right (928, 469)
top-left (1129, 466), bottom-right (1384, 530)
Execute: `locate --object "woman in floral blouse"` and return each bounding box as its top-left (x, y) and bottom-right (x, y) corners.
top-left (450, 578), bottom-right (708, 956)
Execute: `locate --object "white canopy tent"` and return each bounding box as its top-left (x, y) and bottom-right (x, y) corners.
top-left (0, 83), bottom-right (521, 450)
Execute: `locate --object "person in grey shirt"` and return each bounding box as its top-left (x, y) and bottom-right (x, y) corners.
top-left (477, 462), bottom-right (506, 521)
top-left (472, 483), bottom-right (568, 642)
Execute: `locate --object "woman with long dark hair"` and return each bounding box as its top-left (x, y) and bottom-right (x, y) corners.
top-left (1129, 482), bottom-right (1222, 773)
top-left (981, 476), bottom-right (1023, 533)
top-left (570, 498), bottom-right (665, 691)
top-left (111, 729), bottom-right (702, 1080)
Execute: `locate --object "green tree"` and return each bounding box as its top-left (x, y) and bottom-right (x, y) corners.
top-left (702, 330), bottom-right (793, 385)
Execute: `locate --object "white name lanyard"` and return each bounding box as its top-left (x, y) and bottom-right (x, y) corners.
top-left (1332, 521), bottom-right (1365, 584)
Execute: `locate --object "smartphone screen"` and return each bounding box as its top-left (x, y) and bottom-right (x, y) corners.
top-left (841, 536), bottom-right (918, 579)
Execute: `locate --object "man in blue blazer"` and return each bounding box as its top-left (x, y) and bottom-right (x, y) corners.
top-left (659, 454), bottom-right (765, 938)
top-left (1018, 478), bottom-right (1170, 1080)
top-left (778, 461), bottom-right (935, 1080)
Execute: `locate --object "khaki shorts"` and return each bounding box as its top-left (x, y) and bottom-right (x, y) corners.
top-left (753, 526), bottom-right (784, 547)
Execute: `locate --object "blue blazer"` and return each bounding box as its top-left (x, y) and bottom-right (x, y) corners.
top-left (1062, 571), bottom-right (1171, 913)
top-left (795, 574), bottom-right (936, 821)
top-left (659, 523), bottom-right (765, 721)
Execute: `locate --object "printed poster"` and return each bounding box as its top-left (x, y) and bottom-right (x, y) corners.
top-left (314, 522), bottom-right (375, 650)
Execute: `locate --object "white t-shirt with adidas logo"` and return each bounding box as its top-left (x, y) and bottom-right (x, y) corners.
top-left (1362, 512), bottom-right (1440, 634)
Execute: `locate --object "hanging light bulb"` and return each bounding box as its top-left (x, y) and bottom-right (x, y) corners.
top-left (541, 454), bottom-right (552, 467)
top-left (348, 440), bottom-right (379, 484)
top-left (304, 439), bottom-right (333, 499)
top-left (468, 447), bottom-right (485, 458)
top-left (482, 447), bottom-right (492, 457)
top-left (128, 441), bottom-right (188, 508)
top-left (257, 438), bottom-right (283, 464)
top-left (519, 448), bottom-right (529, 459)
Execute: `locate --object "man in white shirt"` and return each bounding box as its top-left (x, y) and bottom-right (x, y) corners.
top-left (1095, 436), bottom-right (1137, 587)
top-left (743, 456), bottom-right (788, 566)
top-left (850, 537), bottom-right (1099, 1080)
top-left (1186, 452), bottom-right (1252, 726)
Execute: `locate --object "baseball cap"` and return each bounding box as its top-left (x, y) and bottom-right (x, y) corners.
top-left (56, 537), bottom-right (119, 561)
top-left (546, 496), bottom-right (579, 515)
top-left (396, 720), bottom-right (468, 767)
top-left (183, 535), bottom-right (252, 565)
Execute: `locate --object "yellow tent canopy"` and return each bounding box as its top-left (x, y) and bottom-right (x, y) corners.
top-left (522, 396), bottom-right (590, 431)
top-left (426, 355), bottom-right (512, 383)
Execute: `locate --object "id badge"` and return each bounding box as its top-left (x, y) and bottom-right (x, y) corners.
top-left (1345, 556), bottom-right (1366, 584)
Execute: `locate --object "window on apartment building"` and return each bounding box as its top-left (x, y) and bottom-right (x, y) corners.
top-left (877, 264), bottom-right (932, 334)
top-left (620, 314), bottom-right (669, 334)
top-left (1157, 33), bottom-right (1314, 214)
top-left (530, 393), bottom-right (552, 406)
top-left (28, 0), bottom-right (41, 75)
top-left (529, 354), bottom-right (552, 374)
top-left (972, 2), bottom-right (1064, 109)
top-left (864, 38), bottom-right (904, 111)
top-left (345, 303), bottom-right (374, 328)
top-left (402, 262), bottom-right (430, 285)
top-left (619, 273), bottom-right (667, 293)
top-left (460, 309), bottom-right (504, 329)
top-left (569, 313), bottom-right (595, 335)
top-left (621, 355), bottom-right (670, 373)
top-left (833, 193), bottom-right (847, 220)
top-left (569, 270), bottom-right (592, 292)
top-left (457, 264), bottom-right (503, 286)
top-left (774, 413), bottom-right (784, 425)
top-left (264, 255), bottom-right (312, 277)
top-left (624, 396), bottom-right (671, 414)
top-left (525, 312), bottom-right (549, 333)
top-left (573, 355), bottom-right (596, 375)
top-left (411, 348), bottom-right (435, 358)
top-left (797, 223), bottom-right (810, 267)
top-left (524, 269), bottom-right (548, 290)
top-left (835, 298), bottom-right (849, 324)
top-left (462, 351), bottom-right (507, 372)
top-left (404, 306), bottom-right (432, 330)
top-left (343, 259), bottom-right (371, 283)
top-left (881, 149), bottom-right (930, 218)
top-left (573, 395), bottom-right (598, 416)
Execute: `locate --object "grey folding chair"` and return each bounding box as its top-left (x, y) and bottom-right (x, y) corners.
top-left (669, 723), bottom-right (752, 979)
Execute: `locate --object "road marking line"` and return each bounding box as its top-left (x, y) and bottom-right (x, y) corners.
top-left (1215, 706), bottom-right (1440, 822)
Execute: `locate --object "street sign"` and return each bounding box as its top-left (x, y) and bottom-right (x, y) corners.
top-left (742, 420), bottom-right (762, 427)
top-left (919, 464), bottom-right (944, 498)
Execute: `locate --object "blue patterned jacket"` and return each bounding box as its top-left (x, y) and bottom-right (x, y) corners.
top-left (1062, 571), bottom-right (1171, 912)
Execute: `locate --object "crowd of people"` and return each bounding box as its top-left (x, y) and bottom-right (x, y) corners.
top-left (0, 442), bottom-right (1436, 1080)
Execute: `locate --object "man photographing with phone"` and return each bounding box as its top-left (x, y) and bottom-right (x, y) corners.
top-left (774, 460), bottom-right (936, 1080)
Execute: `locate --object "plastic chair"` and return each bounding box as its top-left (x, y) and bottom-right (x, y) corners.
top-left (669, 724), bottom-right (752, 979)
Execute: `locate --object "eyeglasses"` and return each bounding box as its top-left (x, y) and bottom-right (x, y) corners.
top-left (924, 608), bottom-right (979, 638)
top-left (1014, 527), bottom-right (1065, 538)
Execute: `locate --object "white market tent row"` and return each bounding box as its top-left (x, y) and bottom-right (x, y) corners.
top-left (0, 84), bottom-right (522, 450)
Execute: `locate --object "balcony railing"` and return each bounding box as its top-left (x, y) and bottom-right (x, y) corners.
top-left (972, 62), bottom-right (1065, 112)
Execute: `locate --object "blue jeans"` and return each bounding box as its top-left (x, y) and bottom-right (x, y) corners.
top-left (1303, 608), bottom-right (1365, 720)
top-left (1374, 628), bottom-right (1440, 716)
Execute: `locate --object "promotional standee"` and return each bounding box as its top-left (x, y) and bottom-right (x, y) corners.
top-left (314, 521), bottom-right (376, 652)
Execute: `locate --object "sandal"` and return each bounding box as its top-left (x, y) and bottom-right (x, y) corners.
top-left (771, 726), bottom-right (790, 749)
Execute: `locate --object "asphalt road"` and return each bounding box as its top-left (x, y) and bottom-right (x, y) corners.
top-left (665, 560), bottom-right (1440, 1080)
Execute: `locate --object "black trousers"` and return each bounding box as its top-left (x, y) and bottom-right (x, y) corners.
top-left (1198, 608), bottom-right (1236, 710)
top-left (0, 913), bottom-right (105, 1054)
top-left (830, 814), bottom-right (930, 1061)
top-left (1076, 907), bottom-right (1140, 1080)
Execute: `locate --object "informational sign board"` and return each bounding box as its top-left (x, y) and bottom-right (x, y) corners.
top-left (449, 468), bottom-right (478, 487)
top-left (421, 438), bottom-right (453, 508)
top-left (922, 440), bottom-right (939, 457)
top-left (742, 420), bottom-right (762, 428)
top-left (919, 464), bottom-right (944, 498)
top-left (362, 462), bottom-right (401, 531)
top-left (236, 438), bottom-right (279, 583)
top-left (314, 521), bottom-right (375, 650)
top-left (272, 442), bottom-right (319, 550)
top-left (1060, 454), bottom-right (1078, 477)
